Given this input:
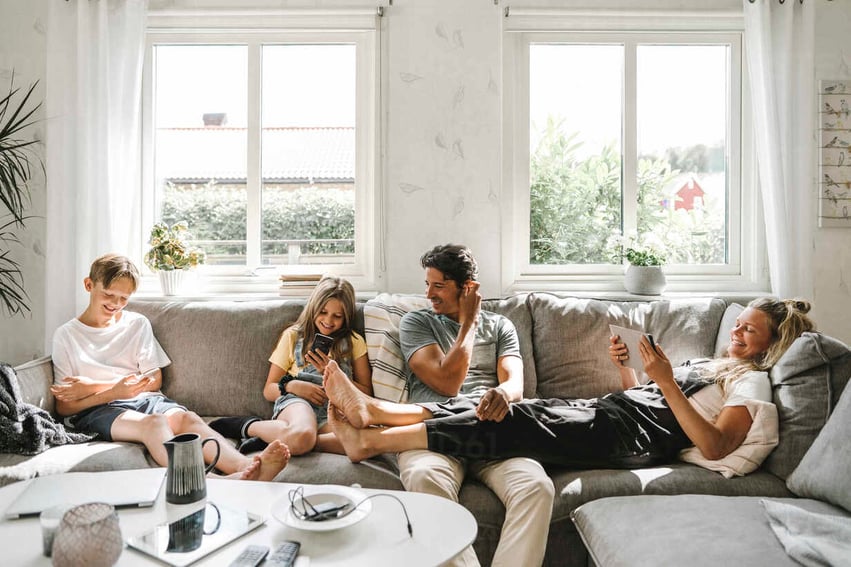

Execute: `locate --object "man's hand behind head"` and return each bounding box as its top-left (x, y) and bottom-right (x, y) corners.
top-left (458, 281), bottom-right (482, 327)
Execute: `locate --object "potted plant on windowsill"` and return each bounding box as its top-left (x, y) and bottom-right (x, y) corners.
top-left (607, 232), bottom-right (668, 295)
top-left (144, 221), bottom-right (205, 296)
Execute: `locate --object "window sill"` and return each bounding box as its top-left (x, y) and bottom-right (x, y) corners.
top-left (135, 274), bottom-right (379, 302)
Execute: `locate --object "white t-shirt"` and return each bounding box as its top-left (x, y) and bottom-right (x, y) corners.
top-left (687, 370), bottom-right (772, 420)
top-left (52, 311), bottom-right (171, 394)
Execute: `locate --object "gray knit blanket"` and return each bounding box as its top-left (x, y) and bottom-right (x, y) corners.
top-left (0, 363), bottom-right (93, 454)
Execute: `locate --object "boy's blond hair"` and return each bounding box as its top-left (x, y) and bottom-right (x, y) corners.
top-left (89, 254), bottom-right (141, 292)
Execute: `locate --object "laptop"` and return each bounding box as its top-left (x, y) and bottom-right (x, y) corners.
top-left (4, 468), bottom-right (166, 519)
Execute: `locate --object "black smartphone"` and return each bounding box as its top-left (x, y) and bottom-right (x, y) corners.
top-left (306, 501), bottom-right (352, 521)
top-left (312, 333), bottom-right (334, 355)
top-left (647, 334), bottom-right (658, 353)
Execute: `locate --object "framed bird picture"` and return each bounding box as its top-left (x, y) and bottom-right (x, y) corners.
top-left (819, 79), bottom-right (851, 227)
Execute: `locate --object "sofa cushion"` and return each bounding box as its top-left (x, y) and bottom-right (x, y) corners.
top-left (12, 356), bottom-right (54, 412)
top-left (0, 442), bottom-right (153, 487)
top-left (482, 294), bottom-right (536, 398)
top-left (363, 294), bottom-right (431, 402)
top-left (547, 462), bottom-right (790, 524)
top-left (786, 375), bottom-right (851, 512)
top-left (678, 398), bottom-right (779, 478)
top-left (275, 451), bottom-right (404, 489)
top-left (571, 495), bottom-right (847, 567)
top-left (713, 302), bottom-right (744, 358)
top-left (765, 332), bottom-right (851, 480)
top-left (528, 294), bottom-right (727, 399)
top-left (127, 300), bottom-right (306, 417)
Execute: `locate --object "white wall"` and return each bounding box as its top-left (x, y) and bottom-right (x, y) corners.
top-left (812, 0), bottom-right (851, 345)
top-left (0, 0), bottom-right (47, 366)
top-left (1, 0), bottom-right (849, 366)
top-left (383, 0), bottom-right (503, 296)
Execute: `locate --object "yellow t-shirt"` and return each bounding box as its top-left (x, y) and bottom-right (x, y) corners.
top-left (268, 328), bottom-right (367, 377)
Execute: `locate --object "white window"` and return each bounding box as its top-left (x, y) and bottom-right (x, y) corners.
top-left (143, 11), bottom-right (380, 292)
top-left (502, 11), bottom-right (766, 292)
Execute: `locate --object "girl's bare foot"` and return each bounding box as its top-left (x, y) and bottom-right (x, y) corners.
top-left (327, 404), bottom-right (376, 463)
top-left (323, 361), bottom-right (373, 428)
top-left (256, 439), bottom-right (291, 481)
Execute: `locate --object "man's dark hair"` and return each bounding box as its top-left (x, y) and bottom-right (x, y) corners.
top-left (420, 244), bottom-right (478, 288)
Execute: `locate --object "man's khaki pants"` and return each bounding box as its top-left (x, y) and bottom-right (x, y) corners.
top-left (398, 449), bottom-right (554, 567)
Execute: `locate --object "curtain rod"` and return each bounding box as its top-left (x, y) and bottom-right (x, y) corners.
top-left (747, 0), bottom-right (834, 3)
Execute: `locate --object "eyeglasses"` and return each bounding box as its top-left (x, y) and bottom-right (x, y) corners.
top-left (288, 486), bottom-right (352, 522)
top-left (287, 485), bottom-right (414, 536)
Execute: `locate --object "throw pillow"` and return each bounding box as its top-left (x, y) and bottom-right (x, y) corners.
top-left (713, 302), bottom-right (744, 358)
top-left (363, 293), bottom-right (430, 402)
top-left (679, 398), bottom-right (779, 478)
top-left (482, 294), bottom-right (537, 398)
top-left (786, 379), bottom-right (851, 513)
top-left (765, 332), bottom-right (851, 479)
top-left (527, 294), bottom-right (727, 399)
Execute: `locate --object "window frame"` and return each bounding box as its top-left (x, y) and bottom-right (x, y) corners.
top-left (501, 11), bottom-right (767, 293)
top-left (141, 11), bottom-right (381, 294)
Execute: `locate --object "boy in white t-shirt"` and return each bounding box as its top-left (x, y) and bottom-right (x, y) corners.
top-left (51, 253), bottom-right (289, 481)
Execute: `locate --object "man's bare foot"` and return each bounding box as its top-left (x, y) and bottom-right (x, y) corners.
top-left (323, 361), bottom-right (373, 428)
top-left (327, 405), bottom-right (377, 463)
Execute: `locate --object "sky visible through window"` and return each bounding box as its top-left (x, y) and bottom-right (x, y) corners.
top-left (155, 44), bottom-right (356, 129)
top-left (530, 44), bottom-right (727, 158)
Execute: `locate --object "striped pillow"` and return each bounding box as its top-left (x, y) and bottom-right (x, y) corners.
top-left (364, 293), bottom-right (431, 402)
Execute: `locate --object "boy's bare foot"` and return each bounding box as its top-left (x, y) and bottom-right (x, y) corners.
top-left (237, 456), bottom-right (262, 481)
top-left (323, 361), bottom-right (373, 428)
top-left (327, 404), bottom-right (376, 463)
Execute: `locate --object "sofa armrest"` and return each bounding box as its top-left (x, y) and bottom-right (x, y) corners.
top-left (13, 356), bottom-right (55, 413)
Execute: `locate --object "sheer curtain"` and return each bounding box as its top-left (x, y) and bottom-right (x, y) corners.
top-left (44, 0), bottom-right (148, 347)
top-left (743, 0), bottom-right (815, 299)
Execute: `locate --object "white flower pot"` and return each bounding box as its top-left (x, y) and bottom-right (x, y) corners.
top-left (158, 269), bottom-right (186, 296)
top-left (624, 265), bottom-right (666, 295)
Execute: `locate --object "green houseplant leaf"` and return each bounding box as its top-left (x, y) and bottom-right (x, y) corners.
top-left (0, 73), bottom-right (43, 315)
top-left (144, 221), bottom-right (206, 272)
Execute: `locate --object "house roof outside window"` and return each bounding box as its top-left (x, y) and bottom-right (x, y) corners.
top-left (156, 126), bottom-right (355, 183)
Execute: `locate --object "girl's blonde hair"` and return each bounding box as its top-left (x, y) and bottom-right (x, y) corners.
top-left (290, 276), bottom-right (358, 364)
top-left (704, 297), bottom-right (816, 388)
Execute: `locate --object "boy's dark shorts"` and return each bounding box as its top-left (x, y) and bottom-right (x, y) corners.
top-left (66, 394), bottom-right (186, 441)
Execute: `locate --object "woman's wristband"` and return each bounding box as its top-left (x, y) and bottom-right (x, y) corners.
top-left (278, 375), bottom-right (294, 395)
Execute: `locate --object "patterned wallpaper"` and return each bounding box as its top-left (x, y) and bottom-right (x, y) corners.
top-left (385, 0), bottom-right (503, 293)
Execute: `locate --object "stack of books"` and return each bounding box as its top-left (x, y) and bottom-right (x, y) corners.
top-left (278, 274), bottom-right (323, 297)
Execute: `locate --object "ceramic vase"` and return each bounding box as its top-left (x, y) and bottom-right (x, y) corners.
top-left (624, 264), bottom-right (666, 295)
top-left (158, 269), bottom-right (186, 296)
top-left (51, 502), bottom-right (122, 567)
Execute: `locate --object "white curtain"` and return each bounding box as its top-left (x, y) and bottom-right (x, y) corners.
top-left (743, 0), bottom-right (815, 300)
top-left (44, 0), bottom-right (148, 348)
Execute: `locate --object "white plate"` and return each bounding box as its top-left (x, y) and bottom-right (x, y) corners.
top-left (271, 484), bottom-right (372, 532)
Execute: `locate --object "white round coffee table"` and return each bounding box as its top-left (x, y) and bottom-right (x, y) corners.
top-left (0, 471), bottom-right (478, 566)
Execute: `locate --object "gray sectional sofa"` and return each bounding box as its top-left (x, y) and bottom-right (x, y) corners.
top-left (4, 293), bottom-right (850, 567)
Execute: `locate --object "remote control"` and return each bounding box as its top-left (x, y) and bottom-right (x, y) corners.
top-left (267, 541), bottom-right (301, 567)
top-left (228, 544), bottom-right (269, 567)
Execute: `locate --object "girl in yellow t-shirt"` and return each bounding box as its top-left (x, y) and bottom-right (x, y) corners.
top-left (210, 276), bottom-right (371, 455)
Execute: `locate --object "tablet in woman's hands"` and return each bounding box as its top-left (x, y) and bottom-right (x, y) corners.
top-left (609, 324), bottom-right (656, 378)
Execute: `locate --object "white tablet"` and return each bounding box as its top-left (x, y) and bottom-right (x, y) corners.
top-left (608, 324), bottom-right (657, 382)
top-left (126, 502), bottom-right (265, 567)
